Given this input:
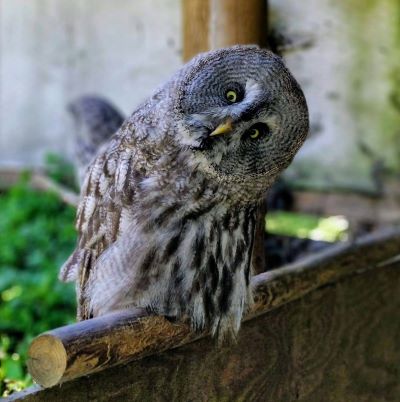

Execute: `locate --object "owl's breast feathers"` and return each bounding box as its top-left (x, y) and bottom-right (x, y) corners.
top-left (60, 127), bottom-right (257, 337)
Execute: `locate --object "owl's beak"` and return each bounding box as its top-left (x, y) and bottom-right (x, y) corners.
top-left (209, 119), bottom-right (233, 137)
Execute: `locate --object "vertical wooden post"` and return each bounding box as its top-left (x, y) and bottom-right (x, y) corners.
top-left (182, 0), bottom-right (268, 61)
top-left (182, 0), bottom-right (268, 273)
top-left (182, 0), bottom-right (211, 61)
top-left (209, 0), bottom-right (268, 50)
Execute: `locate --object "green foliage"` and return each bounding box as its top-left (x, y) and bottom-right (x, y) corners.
top-left (0, 179), bottom-right (77, 396)
top-left (266, 211), bottom-right (349, 242)
top-left (44, 153), bottom-right (78, 192)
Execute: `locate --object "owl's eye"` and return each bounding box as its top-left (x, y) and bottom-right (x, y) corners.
top-left (244, 123), bottom-right (270, 140)
top-left (249, 128), bottom-right (260, 139)
top-left (225, 90), bottom-right (238, 103)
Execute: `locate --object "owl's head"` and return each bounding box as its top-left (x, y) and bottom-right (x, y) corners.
top-left (173, 46), bottom-right (309, 198)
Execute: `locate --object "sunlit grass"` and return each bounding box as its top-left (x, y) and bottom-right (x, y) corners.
top-left (266, 212), bottom-right (349, 242)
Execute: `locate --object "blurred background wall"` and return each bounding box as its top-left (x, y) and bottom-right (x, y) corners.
top-left (270, 0), bottom-right (400, 191)
top-left (0, 0), bottom-right (182, 166)
top-left (1, 0), bottom-right (399, 192)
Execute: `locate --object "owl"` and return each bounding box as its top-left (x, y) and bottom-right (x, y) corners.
top-left (68, 96), bottom-right (125, 184)
top-left (60, 46), bottom-right (309, 341)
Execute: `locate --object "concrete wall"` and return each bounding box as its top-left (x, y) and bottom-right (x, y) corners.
top-left (0, 0), bottom-right (181, 166)
top-left (270, 0), bottom-right (400, 190)
top-left (1, 0), bottom-right (399, 191)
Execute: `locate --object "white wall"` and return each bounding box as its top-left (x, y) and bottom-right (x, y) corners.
top-left (0, 0), bottom-right (182, 166)
top-left (270, 0), bottom-right (400, 190)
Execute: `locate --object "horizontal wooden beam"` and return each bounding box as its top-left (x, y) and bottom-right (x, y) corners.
top-left (27, 227), bottom-right (400, 388)
top-left (293, 186), bottom-right (400, 229)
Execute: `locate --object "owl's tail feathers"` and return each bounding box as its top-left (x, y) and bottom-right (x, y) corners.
top-left (68, 95), bottom-right (125, 186)
top-left (59, 248), bottom-right (87, 282)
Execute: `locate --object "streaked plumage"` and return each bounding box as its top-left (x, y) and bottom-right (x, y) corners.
top-left (60, 46), bottom-right (309, 341)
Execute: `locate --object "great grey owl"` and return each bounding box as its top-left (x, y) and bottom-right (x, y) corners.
top-left (60, 45), bottom-right (309, 341)
top-left (68, 96), bottom-right (124, 184)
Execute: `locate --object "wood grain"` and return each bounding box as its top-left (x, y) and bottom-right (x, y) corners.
top-left (182, 0), bottom-right (210, 61)
top-left (27, 310), bottom-right (194, 388)
top-left (182, 0), bottom-right (267, 61)
top-left (12, 257), bottom-right (400, 401)
top-left (209, 0), bottom-right (267, 49)
top-left (25, 228), bottom-right (400, 390)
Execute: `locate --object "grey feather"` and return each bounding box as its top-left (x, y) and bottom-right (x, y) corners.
top-left (68, 95), bottom-right (125, 185)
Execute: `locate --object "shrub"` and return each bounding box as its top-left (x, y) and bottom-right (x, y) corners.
top-left (0, 178), bottom-right (77, 397)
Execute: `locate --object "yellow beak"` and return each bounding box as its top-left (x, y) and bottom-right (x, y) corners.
top-left (209, 119), bottom-right (233, 137)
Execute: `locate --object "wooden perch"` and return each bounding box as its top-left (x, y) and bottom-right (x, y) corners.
top-left (27, 227), bottom-right (400, 388)
top-left (27, 309), bottom-right (194, 388)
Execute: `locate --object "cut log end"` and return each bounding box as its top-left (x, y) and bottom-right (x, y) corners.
top-left (27, 334), bottom-right (67, 388)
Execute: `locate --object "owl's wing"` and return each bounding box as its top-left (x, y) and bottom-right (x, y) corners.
top-left (59, 132), bottom-right (148, 319)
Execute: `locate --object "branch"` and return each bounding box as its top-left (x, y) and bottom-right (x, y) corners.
top-left (30, 173), bottom-right (79, 207)
top-left (0, 167), bottom-right (79, 207)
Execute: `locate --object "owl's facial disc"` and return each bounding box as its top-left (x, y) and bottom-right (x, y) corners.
top-left (178, 46), bottom-right (308, 190)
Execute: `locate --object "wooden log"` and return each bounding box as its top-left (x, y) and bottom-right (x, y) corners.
top-left (182, 0), bottom-right (268, 61)
top-left (15, 253), bottom-right (400, 401)
top-left (26, 227), bottom-right (400, 388)
top-left (27, 309), bottom-right (193, 388)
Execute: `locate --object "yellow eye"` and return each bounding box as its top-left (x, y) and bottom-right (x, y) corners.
top-left (245, 123), bottom-right (270, 141)
top-left (226, 90), bottom-right (238, 103)
top-left (249, 128), bottom-right (260, 139)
